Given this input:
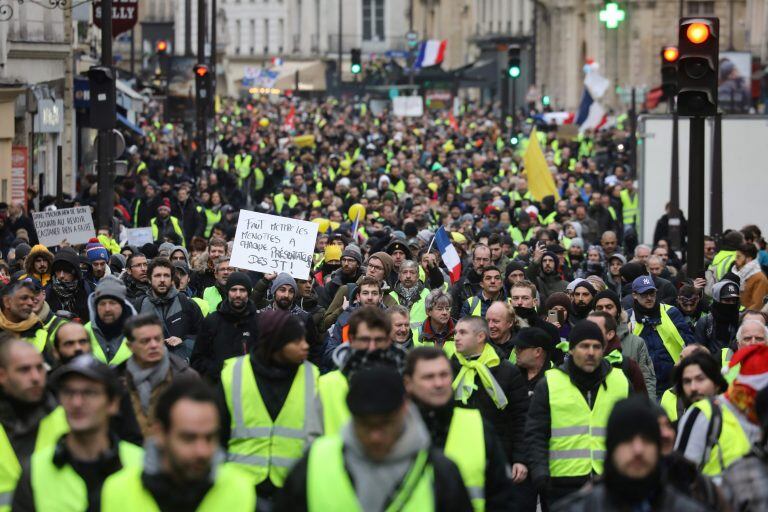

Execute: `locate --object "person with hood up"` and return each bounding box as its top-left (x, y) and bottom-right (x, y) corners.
top-left (85, 238), bottom-right (111, 286)
top-left (20, 244), bottom-right (52, 288)
top-left (84, 275), bottom-right (137, 366)
top-left (554, 396), bottom-right (706, 512)
top-left (695, 279), bottom-right (742, 353)
top-left (569, 279), bottom-right (596, 322)
top-left (525, 243), bottom-right (568, 305)
top-left (322, 245), bottom-right (363, 307)
top-left (192, 272), bottom-right (261, 382)
top-left (46, 249), bottom-right (92, 322)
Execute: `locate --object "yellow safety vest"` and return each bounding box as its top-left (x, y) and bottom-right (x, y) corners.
top-left (84, 322), bottom-right (132, 367)
top-left (30, 440), bottom-right (143, 511)
top-left (274, 194), bottom-right (299, 214)
top-left (632, 304), bottom-right (686, 363)
top-left (307, 435), bottom-right (434, 512)
top-left (101, 462), bottom-right (256, 511)
top-left (660, 389), bottom-right (681, 422)
top-left (710, 251), bottom-right (736, 281)
top-left (690, 397), bottom-right (752, 476)
top-left (546, 368), bottom-right (629, 477)
top-left (203, 286), bottom-right (222, 312)
top-left (221, 356), bottom-right (320, 486)
top-left (444, 408), bottom-right (485, 512)
top-left (620, 189), bottom-right (639, 226)
top-left (508, 226), bottom-right (534, 245)
top-left (317, 370), bottom-right (349, 436)
top-left (23, 328), bottom-right (48, 353)
top-left (150, 216), bottom-right (185, 246)
top-left (0, 407), bottom-right (68, 511)
top-left (204, 209), bottom-right (222, 238)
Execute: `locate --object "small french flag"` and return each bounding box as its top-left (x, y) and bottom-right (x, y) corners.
top-left (434, 226), bottom-right (462, 284)
top-left (415, 40), bottom-right (447, 69)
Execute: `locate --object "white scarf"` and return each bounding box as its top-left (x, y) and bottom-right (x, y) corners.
top-left (736, 259), bottom-right (762, 290)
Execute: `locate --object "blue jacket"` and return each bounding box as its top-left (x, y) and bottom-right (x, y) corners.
top-left (627, 305), bottom-right (695, 394)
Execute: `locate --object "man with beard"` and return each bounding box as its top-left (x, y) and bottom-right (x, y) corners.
top-left (20, 244), bottom-right (52, 288)
top-left (323, 245), bottom-right (363, 306)
top-left (101, 380), bottom-right (255, 511)
top-left (677, 284), bottom-right (708, 330)
top-left (671, 351), bottom-right (727, 413)
top-left (450, 245), bottom-right (490, 320)
top-left (555, 396), bottom-right (704, 511)
top-left (202, 256), bottom-right (233, 312)
top-left (136, 258), bottom-right (204, 361)
top-left (525, 320), bottom-right (630, 508)
top-left (84, 276), bottom-right (138, 367)
top-left (318, 306), bottom-right (406, 435)
top-left (122, 252), bottom-right (150, 304)
top-left (392, 260), bottom-right (431, 324)
top-left (192, 272), bottom-right (261, 382)
top-left (461, 266), bottom-right (506, 319)
top-left (385, 239), bottom-right (411, 286)
top-left (191, 237), bottom-right (226, 296)
top-left (525, 244), bottom-right (567, 305)
top-left (695, 279), bottom-right (741, 353)
top-left (46, 249), bottom-right (92, 322)
top-left (569, 280), bottom-right (596, 321)
top-left (404, 347), bottom-right (514, 511)
top-left (0, 279), bottom-right (48, 351)
top-left (51, 322), bottom-right (92, 367)
top-left (85, 239), bottom-right (111, 286)
top-left (628, 276), bottom-right (694, 394)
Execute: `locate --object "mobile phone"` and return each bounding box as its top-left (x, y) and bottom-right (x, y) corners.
top-left (547, 311), bottom-right (559, 324)
top-left (697, 270), bottom-right (706, 280)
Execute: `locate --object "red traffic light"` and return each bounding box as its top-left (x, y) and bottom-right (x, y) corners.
top-left (194, 64), bottom-right (209, 78)
top-left (156, 40), bottom-right (168, 53)
top-left (686, 23), bottom-right (710, 44)
top-left (662, 46), bottom-right (679, 62)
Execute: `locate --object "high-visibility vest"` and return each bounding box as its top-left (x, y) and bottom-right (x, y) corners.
top-left (84, 322), bottom-right (132, 367)
top-left (274, 194), bottom-right (299, 214)
top-left (660, 389), bottom-right (682, 422)
top-left (150, 216), bottom-right (185, 246)
top-left (43, 314), bottom-right (66, 349)
top-left (307, 435), bottom-right (434, 511)
top-left (23, 328), bottom-right (48, 353)
top-left (101, 463), bottom-right (256, 512)
top-left (29, 440), bottom-right (143, 511)
top-left (632, 304), bottom-right (686, 364)
top-left (0, 407), bottom-right (68, 511)
top-left (234, 154), bottom-right (253, 179)
top-left (690, 397), bottom-right (752, 476)
top-left (710, 250), bottom-right (736, 281)
top-left (465, 295), bottom-right (510, 318)
top-left (192, 296), bottom-right (210, 317)
top-left (619, 189), bottom-right (639, 225)
top-left (203, 286), bottom-right (222, 312)
top-left (402, 288), bottom-right (430, 328)
top-left (546, 368), bottom-right (629, 477)
top-left (317, 370), bottom-right (349, 436)
top-left (204, 208), bottom-right (222, 238)
top-left (538, 211), bottom-right (557, 226)
top-left (221, 356), bottom-right (320, 486)
top-left (607, 206), bottom-right (617, 221)
top-left (444, 408), bottom-right (485, 512)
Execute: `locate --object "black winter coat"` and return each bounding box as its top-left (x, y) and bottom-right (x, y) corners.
top-left (552, 482), bottom-right (710, 512)
top-left (135, 290), bottom-right (204, 361)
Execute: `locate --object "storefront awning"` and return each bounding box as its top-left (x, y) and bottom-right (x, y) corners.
top-left (117, 112), bottom-right (145, 136)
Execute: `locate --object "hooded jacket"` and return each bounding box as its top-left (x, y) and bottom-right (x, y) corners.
top-left (85, 287), bottom-right (138, 363)
top-left (46, 250), bottom-right (92, 322)
top-left (525, 257), bottom-right (568, 305)
top-left (136, 287), bottom-right (204, 361)
top-left (21, 244), bottom-right (53, 287)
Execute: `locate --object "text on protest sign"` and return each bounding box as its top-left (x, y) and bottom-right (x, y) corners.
top-left (126, 227), bottom-right (154, 247)
top-left (230, 210), bottom-right (319, 280)
top-left (32, 207), bottom-right (95, 247)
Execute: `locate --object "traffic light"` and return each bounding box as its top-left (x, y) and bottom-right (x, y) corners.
top-left (194, 64), bottom-right (211, 104)
top-left (507, 47), bottom-right (521, 79)
top-left (350, 49), bottom-right (361, 75)
top-left (542, 95), bottom-right (551, 106)
top-left (677, 17), bottom-right (719, 117)
top-left (156, 40), bottom-right (168, 55)
top-left (87, 66), bottom-right (116, 130)
top-left (660, 45), bottom-right (679, 96)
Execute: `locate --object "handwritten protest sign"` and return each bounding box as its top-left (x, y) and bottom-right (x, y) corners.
top-left (32, 206), bottom-right (95, 247)
top-left (231, 210), bottom-right (318, 280)
top-left (126, 227), bottom-right (154, 247)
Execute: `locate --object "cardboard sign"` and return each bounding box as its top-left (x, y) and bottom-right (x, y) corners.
top-left (126, 227), bottom-right (154, 247)
top-left (230, 210), bottom-right (318, 280)
top-left (393, 96), bottom-right (423, 117)
top-left (33, 206), bottom-right (95, 247)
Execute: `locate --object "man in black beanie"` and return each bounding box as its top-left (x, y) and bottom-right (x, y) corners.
top-left (217, 308), bottom-right (321, 506)
top-left (192, 271), bottom-right (261, 381)
top-left (525, 320), bottom-right (630, 508)
top-left (555, 396), bottom-right (705, 511)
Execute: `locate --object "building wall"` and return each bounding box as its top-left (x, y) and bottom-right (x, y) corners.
top-left (412, 0), bottom-right (475, 70)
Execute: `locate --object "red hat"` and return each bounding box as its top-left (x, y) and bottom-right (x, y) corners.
top-left (730, 345), bottom-right (768, 391)
top-left (157, 198), bottom-right (171, 212)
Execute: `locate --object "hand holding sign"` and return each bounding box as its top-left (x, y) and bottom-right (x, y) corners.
top-left (230, 210), bottom-right (319, 280)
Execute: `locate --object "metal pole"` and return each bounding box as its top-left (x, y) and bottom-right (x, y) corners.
top-left (710, 112), bottom-right (723, 234)
top-left (29, 113), bottom-right (34, 180)
top-left (629, 87), bottom-right (637, 176)
top-left (532, 2), bottom-right (537, 85)
top-left (210, 0), bottom-right (217, 114)
top-left (501, 74), bottom-right (509, 123)
top-left (97, 0), bottom-right (114, 230)
top-left (668, 96), bottom-right (682, 250)
top-left (197, 0), bottom-right (207, 176)
top-left (511, 78), bottom-right (517, 133)
top-left (56, 145), bottom-right (63, 207)
top-left (185, 0), bottom-right (192, 55)
top-left (130, 27), bottom-right (135, 77)
top-left (337, 0), bottom-right (342, 88)
top-left (688, 116), bottom-right (706, 277)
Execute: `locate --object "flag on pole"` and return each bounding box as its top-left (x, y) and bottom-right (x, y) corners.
top-left (448, 110), bottom-right (459, 130)
top-left (576, 61), bottom-right (609, 133)
top-left (523, 128), bottom-right (559, 201)
top-left (415, 40), bottom-right (447, 68)
top-left (434, 226), bottom-right (462, 284)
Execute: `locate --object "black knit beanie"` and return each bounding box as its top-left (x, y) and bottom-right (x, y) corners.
top-left (594, 290), bottom-right (621, 313)
top-left (257, 310), bottom-right (306, 360)
top-left (606, 395), bottom-right (661, 455)
top-left (568, 319), bottom-right (605, 350)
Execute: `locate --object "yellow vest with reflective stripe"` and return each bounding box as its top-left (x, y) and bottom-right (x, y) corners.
top-left (204, 209), bottom-right (222, 238)
top-left (203, 286), bottom-right (222, 312)
top-left (619, 189), bottom-right (639, 225)
top-left (317, 370), bottom-right (349, 436)
top-left (274, 194), bottom-right (299, 214)
top-left (30, 441), bottom-right (143, 511)
top-left (222, 356), bottom-right (319, 486)
top-left (307, 435), bottom-right (435, 512)
top-left (710, 250), bottom-right (736, 281)
top-left (444, 408), bottom-right (485, 512)
top-left (84, 322), bottom-right (132, 367)
top-left (546, 368), bottom-right (629, 477)
top-left (408, 288), bottom-right (430, 328)
top-left (150, 216), bottom-right (185, 246)
top-left (101, 462), bottom-right (256, 512)
top-left (632, 304), bottom-right (686, 363)
top-left (691, 398), bottom-right (752, 476)
top-left (24, 328), bottom-right (48, 353)
top-left (0, 407), bottom-right (68, 511)
top-left (192, 296), bottom-right (210, 317)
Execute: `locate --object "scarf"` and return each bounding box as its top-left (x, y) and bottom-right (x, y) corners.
top-left (0, 310), bottom-right (40, 334)
top-left (394, 281), bottom-right (424, 309)
top-left (453, 343), bottom-right (508, 409)
top-left (51, 277), bottom-right (79, 313)
top-left (126, 352), bottom-right (171, 413)
top-left (737, 259), bottom-right (762, 290)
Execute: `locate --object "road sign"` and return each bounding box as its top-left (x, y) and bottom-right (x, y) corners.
top-left (93, 0), bottom-right (138, 38)
top-left (93, 129), bottom-right (126, 158)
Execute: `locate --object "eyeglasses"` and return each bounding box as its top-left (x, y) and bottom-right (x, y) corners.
top-left (367, 263), bottom-right (384, 272)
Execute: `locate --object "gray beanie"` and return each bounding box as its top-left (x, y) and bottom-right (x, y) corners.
top-left (342, 244), bottom-right (363, 265)
top-left (271, 272), bottom-right (298, 296)
top-left (92, 275), bottom-right (127, 304)
top-left (158, 242), bottom-right (176, 256)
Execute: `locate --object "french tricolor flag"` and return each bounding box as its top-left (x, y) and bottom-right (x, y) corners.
top-left (415, 40), bottom-right (447, 68)
top-left (434, 226), bottom-right (461, 284)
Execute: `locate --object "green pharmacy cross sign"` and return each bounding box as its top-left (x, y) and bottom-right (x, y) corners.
top-left (599, 2), bottom-right (626, 29)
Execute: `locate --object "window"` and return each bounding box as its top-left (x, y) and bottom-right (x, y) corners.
top-left (250, 19), bottom-right (255, 54)
top-left (687, 1), bottom-right (715, 15)
top-left (235, 19), bottom-right (241, 54)
top-left (264, 19), bottom-right (270, 53)
top-left (362, 0), bottom-right (384, 41)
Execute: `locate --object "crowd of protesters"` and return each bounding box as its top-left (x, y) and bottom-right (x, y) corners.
top-left (0, 94), bottom-right (767, 511)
